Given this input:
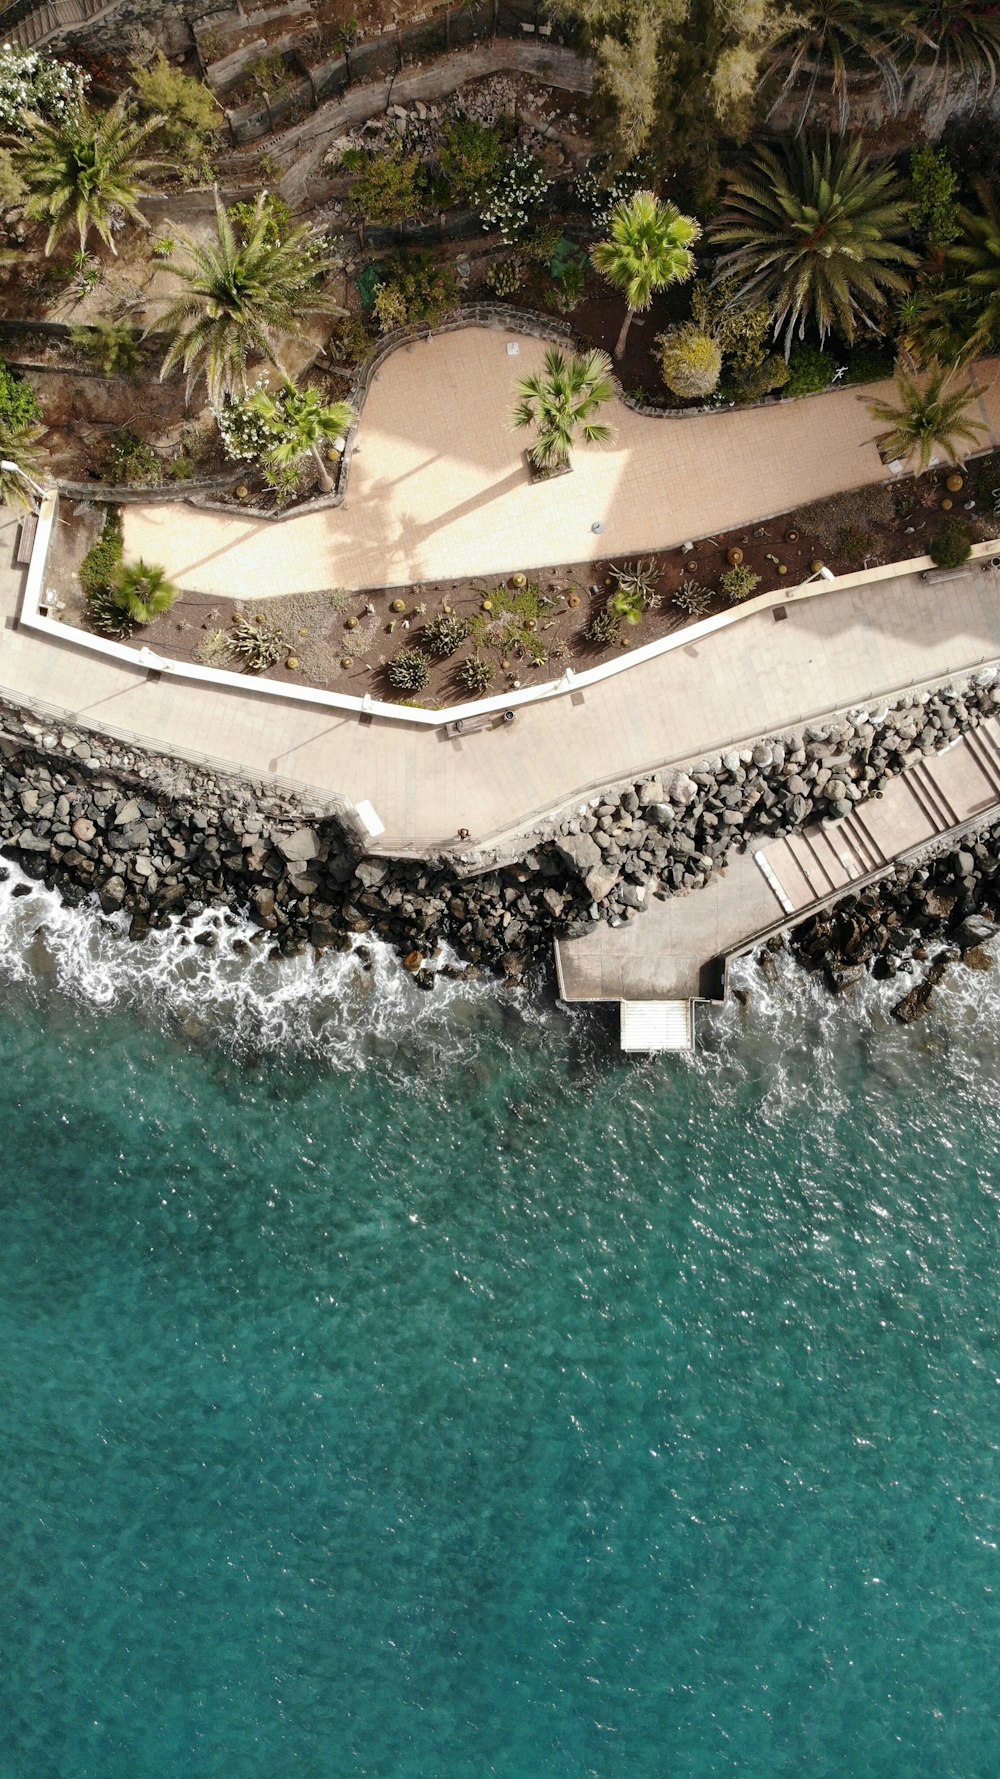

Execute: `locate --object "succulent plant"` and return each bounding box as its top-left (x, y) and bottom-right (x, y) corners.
top-left (720, 564), bottom-right (762, 602)
top-left (230, 613), bottom-right (286, 671)
top-left (673, 579), bottom-right (714, 617)
top-left (423, 612), bottom-right (471, 657)
top-left (461, 652), bottom-right (493, 695)
top-left (387, 646), bottom-right (431, 691)
top-left (587, 604), bottom-right (625, 646)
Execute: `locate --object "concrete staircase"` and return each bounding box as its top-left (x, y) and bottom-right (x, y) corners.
top-left (1, 0), bottom-right (118, 52)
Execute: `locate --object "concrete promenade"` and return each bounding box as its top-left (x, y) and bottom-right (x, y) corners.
top-left (5, 519), bottom-right (1000, 849)
top-left (124, 332), bottom-right (1000, 596)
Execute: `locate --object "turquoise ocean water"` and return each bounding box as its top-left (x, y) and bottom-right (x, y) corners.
top-left (0, 864), bottom-right (998, 1779)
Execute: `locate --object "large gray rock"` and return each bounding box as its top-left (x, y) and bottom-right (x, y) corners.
top-left (355, 857), bottom-right (389, 888)
top-left (584, 864), bottom-right (620, 902)
top-left (114, 798), bottom-right (142, 827)
top-left (276, 826), bottom-right (321, 864)
top-left (670, 772), bottom-right (699, 807)
top-left (556, 832), bottom-right (603, 875)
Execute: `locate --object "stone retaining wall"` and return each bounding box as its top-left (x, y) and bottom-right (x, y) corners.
top-left (2, 661), bottom-right (1000, 995)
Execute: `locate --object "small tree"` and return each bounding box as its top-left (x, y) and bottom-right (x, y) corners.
top-left (131, 51), bottom-right (222, 184)
top-left (657, 324), bottom-right (723, 399)
top-left (70, 318), bottom-right (142, 378)
top-left (438, 119), bottom-right (506, 204)
top-left (246, 381), bottom-right (356, 493)
top-left (592, 190), bottom-right (701, 360)
top-left (512, 346), bottom-right (615, 471)
top-left (16, 93), bottom-right (162, 256)
top-left (867, 360), bottom-right (987, 473)
top-left (342, 145), bottom-right (426, 231)
top-left (112, 560), bottom-right (178, 624)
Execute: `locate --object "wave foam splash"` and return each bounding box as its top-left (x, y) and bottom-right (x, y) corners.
top-left (0, 859), bottom-right (528, 1070)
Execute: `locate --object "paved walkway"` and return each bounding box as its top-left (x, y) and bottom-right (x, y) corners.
top-left (5, 526), bottom-right (1000, 850)
top-left (124, 332), bottom-right (1000, 596)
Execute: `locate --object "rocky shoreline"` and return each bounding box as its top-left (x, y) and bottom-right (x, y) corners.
top-left (0, 673), bottom-right (999, 1003)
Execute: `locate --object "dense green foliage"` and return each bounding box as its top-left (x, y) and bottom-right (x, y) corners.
top-left (131, 52), bottom-right (222, 183)
top-left (712, 134), bottom-right (917, 354)
top-left (909, 145), bottom-right (960, 252)
top-left (929, 516), bottom-right (973, 568)
top-left (657, 324), bottom-right (722, 398)
top-left (342, 145), bottom-right (427, 228)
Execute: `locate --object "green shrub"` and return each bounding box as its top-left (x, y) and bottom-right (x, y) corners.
top-left (785, 346), bottom-right (836, 397)
top-left (387, 646), bottom-right (430, 690)
top-left (423, 612), bottom-right (471, 656)
top-left (438, 118), bottom-right (506, 204)
top-left (720, 563), bottom-right (762, 601)
top-left (929, 518), bottom-right (972, 569)
top-left (70, 319), bottom-right (141, 378)
top-left (842, 342), bottom-right (896, 386)
top-left (79, 507), bottom-right (123, 598)
top-left (657, 325), bottom-right (722, 400)
top-left (485, 254), bottom-right (524, 298)
top-left (326, 313), bottom-right (374, 366)
top-left (101, 429), bottom-right (163, 488)
top-left (0, 356), bottom-right (41, 433)
top-left (87, 584), bottom-right (134, 638)
top-left (732, 353), bottom-right (790, 402)
top-left (229, 191), bottom-right (294, 249)
top-left (909, 145), bottom-right (960, 252)
top-left (461, 652), bottom-right (493, 694)
top-left (343, 146), bottom-right (427, 227)
top-left (371, 253), bottom-right (461, 332)
top-left (131, 51), bottom-right (222, 183)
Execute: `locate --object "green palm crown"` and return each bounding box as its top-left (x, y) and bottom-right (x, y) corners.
top-left (711, 133), bottom-right (917, 356)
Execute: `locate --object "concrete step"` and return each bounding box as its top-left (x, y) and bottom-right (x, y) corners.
top-left (619, 999), bottom-right (694, 1053)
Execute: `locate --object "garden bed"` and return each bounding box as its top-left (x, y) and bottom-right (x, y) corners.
top-left (54, 458), bottom-right (999, 707)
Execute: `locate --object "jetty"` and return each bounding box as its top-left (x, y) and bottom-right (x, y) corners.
top-left (555, 716), bottom-right (1000, 1053)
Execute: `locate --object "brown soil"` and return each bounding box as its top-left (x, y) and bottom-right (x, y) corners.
top-left (60, 462), bottom-right (992, 708)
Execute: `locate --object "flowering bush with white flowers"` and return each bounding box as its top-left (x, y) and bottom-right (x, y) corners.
top-left (479, 150), bottom-right (549, 246)
top-left (0, 45), bottom-right (86, 130)
top-left (574, 158), bottom-right (646, 230)
top-left (214, 382), bottom-right (286, 464)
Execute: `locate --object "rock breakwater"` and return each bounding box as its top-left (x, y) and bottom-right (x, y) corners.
top-left (0, 672), bottom-right (999, 991)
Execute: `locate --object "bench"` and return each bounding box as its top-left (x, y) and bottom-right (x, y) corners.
top-left (445, 709), bottom-right (516, 739)
top-left (15, 511), bottom-right (37, 566)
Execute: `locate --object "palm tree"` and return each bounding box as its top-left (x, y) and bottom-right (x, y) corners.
top-left (866, 359), bottom-right (986, 472)
top-left (942, 182), bottom-right (1000, 357)
top-left (247, 381), bottom-right (357, 493)
top-left (711, 134), bottom-right (917, 355)
top-left (112, 560), bottom-right (179, 624)
top-left (513, 347), bottom-right (615, 471)
top-left (910, 0), bottom-right (1000, 102)
top-left (15, 94), bottom-right (162, 257)
top-left (70, 317), bottom-right (142, 378)
top-left (592, 191), bottom-right (701, 361)
top-left (155, 192), bottom-right (340, 406)
top-left (766, 0), bottom-right (919, 133)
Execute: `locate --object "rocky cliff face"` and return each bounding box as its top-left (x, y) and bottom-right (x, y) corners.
top-left (1, 672), bottom-right (1000, 993)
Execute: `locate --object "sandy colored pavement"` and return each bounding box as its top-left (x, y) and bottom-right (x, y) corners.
top-left (123, 331), bottom-right (1000, 598)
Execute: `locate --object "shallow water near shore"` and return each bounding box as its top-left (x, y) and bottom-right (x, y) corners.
top-left (2, 864), bottom-right (999, 1779)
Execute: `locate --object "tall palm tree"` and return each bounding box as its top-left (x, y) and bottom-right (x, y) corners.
top-left (866, 359), bottom-right (986, 472)
top-left (513, 347), bottom-right (615, 471)
top-left (592, 191), bottom-right (701, 361)
top-left (113, 560), bottom-right (179, 624)
top-left (155, 192), bottom-right (340, 406)
top-left (15, 94), bottom-right (162, 257)
top-left (711, 133), bottom-right (917, 355)
top-left (766, 0), bottom-right (920, 134)
top-left (247, 382), bottom-right (357, 493)
top-left (942, 181), bottom-right (1000, 357)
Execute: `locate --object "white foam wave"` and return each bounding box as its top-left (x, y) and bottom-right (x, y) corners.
top-left (0, 858), bottom-right (533, 1070)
